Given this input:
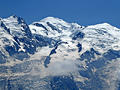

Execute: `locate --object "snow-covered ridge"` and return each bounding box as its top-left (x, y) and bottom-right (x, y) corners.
top-left (1, 16), bottom-right (120, 53)
top-left (29, 16), bottom-right (120, 52)
top-left (80, 23), bottom-right (120, 53)
top-left (1, 16), bottom-right (120, 50)
top-left (29, 17), bottom-right (83, 40)
top-left (87, 23), bottom-right (119, 30)
top-left (2, 15), bottom-right (32, 38)
top-left (0, 15), bottom-right (120, 63)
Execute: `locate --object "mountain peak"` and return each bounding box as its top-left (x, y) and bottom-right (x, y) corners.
top-left (2, 15), bottom-right (32, 38)
top-left (86, 22), bottom-right (119, 30)
top-left (9, 15), bottom-right (18, 18)
top-left (5, 15), bottom-right (25, 24)
top-left (95, 23), bottom-right (113, 27)
top-left (41, 17), bottom-right (63, 22)
top-left (40, 17), bottom-right (69, 26)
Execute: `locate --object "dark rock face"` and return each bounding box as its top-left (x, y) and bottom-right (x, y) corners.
top-left (5, 45), bottom-right (18, 56)
top-left (0, 51), bottom-right (6, 64)
top-left (33, 23), bottom-right (48, 30)
top-left (50, 76), bottom-right (79, 90)
top-left (0, 21), bottom-right (10, 34)
top-left (77, 43), bottom-right (82, 52)
top-left (103, 49), bottom-right (120, 60)
top-left (47, 22), bottom-right (62, 33)
top-left (72, 31), bottom-right (85, 40)
top-left (80, 48), bottom-right (100, 61)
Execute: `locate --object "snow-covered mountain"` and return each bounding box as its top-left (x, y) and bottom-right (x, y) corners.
top-left (0, 15), bottom-right (120, 90)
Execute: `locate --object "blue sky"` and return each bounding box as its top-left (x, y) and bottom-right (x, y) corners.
top-left (0, 0), bottom-right (120, 28)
